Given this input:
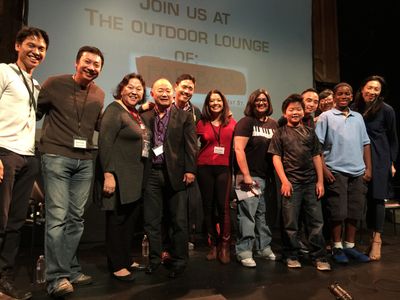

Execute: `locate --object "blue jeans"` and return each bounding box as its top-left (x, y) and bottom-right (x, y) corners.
top-left (281, 182), bottom-right (326, 260)
top-left (41, 154), bottom-right (93, 292)
top-left (235, 177), bottom-right (272, 260)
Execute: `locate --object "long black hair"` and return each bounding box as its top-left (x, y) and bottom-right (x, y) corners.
top-left (353, 75), bottom-right (386, 120)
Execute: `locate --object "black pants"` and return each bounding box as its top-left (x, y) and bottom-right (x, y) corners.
top-left (0, 147), bottom-right (38, 277)
top-left (143, 168), bottom-right (188, 268)
top-left (366, 186), bottom-right (385, 233)
top-left (105, 200), bottom-right (142, 272)
top-left (197, 165), bottom-right (231, 245)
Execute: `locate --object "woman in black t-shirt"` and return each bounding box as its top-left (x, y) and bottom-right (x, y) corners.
top-left (234, 88), bottom-right (278, 268)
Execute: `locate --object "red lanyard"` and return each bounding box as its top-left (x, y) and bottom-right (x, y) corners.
top-left (128, 109), bottom-right (143, 126)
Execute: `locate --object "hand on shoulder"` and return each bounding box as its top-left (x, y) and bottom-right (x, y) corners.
top-left (140, 102), bottom-right (155, 112)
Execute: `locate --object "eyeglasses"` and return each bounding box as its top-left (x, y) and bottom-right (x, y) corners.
top-left (255, 98), bottom-right (268, 103)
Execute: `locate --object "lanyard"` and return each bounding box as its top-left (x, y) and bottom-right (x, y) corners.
top-left (128, 109), bottom-right (144, 127)
top-left (210, 122), bottom-right (222, 146)
top-left (16, 65), bottom-right (36, 116)
top-left (73, 81), bottom-right (90, 135)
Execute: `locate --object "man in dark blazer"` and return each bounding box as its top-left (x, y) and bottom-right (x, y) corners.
top-left (141, 78), bottom-right (198, 278)
top-left (173, 74), bottom-right (202, 252)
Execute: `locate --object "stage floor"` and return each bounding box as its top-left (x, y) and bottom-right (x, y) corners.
top-left (5, 223), bottom-right (400, 300)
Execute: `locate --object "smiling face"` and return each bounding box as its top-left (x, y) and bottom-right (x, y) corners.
top-left (361, 80), bottom-right (382, 103)
top-left (334, 85), bottom-right (353, 111)
top-left (121, 78), bottom-right (144, 109)
top-left (15, 35), bottom-right (47, 75)
top-left (74, 52), bottom-right (102, 86)
top-left (253, 93), bottom-right (269, 116)
top-left (319, 94), bottom-right (334, 112)
top-left (175, 79), bottom-right (195, 108)
top-left (284, 101), bottom-right (304, 127)
top-left (151, 79), bottom-right (174, 111)
top-left (302, 91), bottom-right (319, 115)
top-left (208, 92), bottom-right (224, 116)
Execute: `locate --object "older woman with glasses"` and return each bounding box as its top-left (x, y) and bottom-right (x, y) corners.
top-left (315, 89), bottom-right (334, 122)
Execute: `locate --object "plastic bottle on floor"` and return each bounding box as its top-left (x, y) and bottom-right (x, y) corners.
top-left (36, 255), bottom-right (46, 284)
top-left (142, 235), bottom-right (149, 257)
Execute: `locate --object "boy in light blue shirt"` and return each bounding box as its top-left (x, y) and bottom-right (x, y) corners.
top-left (315, 82), bottom-right (372, 264)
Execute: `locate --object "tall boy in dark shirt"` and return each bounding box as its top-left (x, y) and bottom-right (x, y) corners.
top-left (268, 94), bottom-right (330, 271)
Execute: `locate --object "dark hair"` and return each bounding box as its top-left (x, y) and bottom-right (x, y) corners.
top-left (281, 94), bottom-right (305, 113)
top-left (353, 75), bottom-right (386, 120)
top-left (76, 46), bottom-right (104, 68)
top-left (333, 82), bottom-right (353, 94)
top-left (318, 89), bottom-right (333, 101)
top-left (15, 26), bottom-right (49, 49)
top-left (201, 89), bottom-right (231, 126)
top-left (244, 88), bottom-right (273, 117)
top-left (113, 73), bottom-right (147, 105)
top-left (176, 73), bottom-right (196, 85)
top-left (301, 88), bottom-right (318, 96)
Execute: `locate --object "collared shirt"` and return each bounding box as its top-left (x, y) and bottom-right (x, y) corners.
top-left (181, 101), bottom-right (192, 112)
top-left (315, 108), bottom-right (370, 176)
top-left (175, 101), bottom-right (197, 123)
top-left (152, 106), bottom-right (171, 165)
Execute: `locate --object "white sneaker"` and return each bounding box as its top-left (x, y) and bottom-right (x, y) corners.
top-left (241, 258), bottom-right (256, 268)
top-left (261, 247), bottom-right (276, 261)
top-left (256, 246), bottom-right (277, 261)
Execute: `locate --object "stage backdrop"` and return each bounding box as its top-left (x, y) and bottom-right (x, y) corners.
top-left (29, 0), bottom-right (312, 120)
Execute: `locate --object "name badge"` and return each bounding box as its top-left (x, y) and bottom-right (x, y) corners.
top-left (73, 136), bottom-right (88, 149)
top-left (214, 146), bottom-right (225, 155)
top-left (142, 128), bottom-right (150, 158)
top-left (142, 139), bottom-right (150, 158)
top-left (152, 145), bottom-right (164, 156)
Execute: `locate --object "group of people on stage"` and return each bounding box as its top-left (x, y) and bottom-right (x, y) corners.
top-left (0, 26), bottom-right (398, 300)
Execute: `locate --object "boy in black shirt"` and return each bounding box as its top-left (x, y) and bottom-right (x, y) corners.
top-left (268, 94), bottom-right (330, 271)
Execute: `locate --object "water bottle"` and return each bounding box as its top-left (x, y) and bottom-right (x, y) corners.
top-left (328, 282), bottom-right (353, 300)
top-left (36, 255), bottom-right (46, 284)
top-left (142, 235), bottom-right (149, 257)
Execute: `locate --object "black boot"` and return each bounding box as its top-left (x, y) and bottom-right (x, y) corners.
top-left (0, 277), bottom-right (32, 300)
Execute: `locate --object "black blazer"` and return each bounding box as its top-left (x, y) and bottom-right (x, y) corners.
top-left (94, 102), bottom-right (147, 210)
top-left (141, 105), bottom-right (198, 191)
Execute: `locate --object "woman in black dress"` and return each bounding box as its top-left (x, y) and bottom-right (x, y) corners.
top-left (96, 73), bottom-right (149, 280)
top-left (352, 75), bottom-right (398, 261)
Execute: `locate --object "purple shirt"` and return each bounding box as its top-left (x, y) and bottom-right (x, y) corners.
top-left (152, 106), bottom-right (171, 165)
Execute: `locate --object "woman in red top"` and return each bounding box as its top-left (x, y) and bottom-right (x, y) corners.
top-left (197, 89), bottom-right (236, 264)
